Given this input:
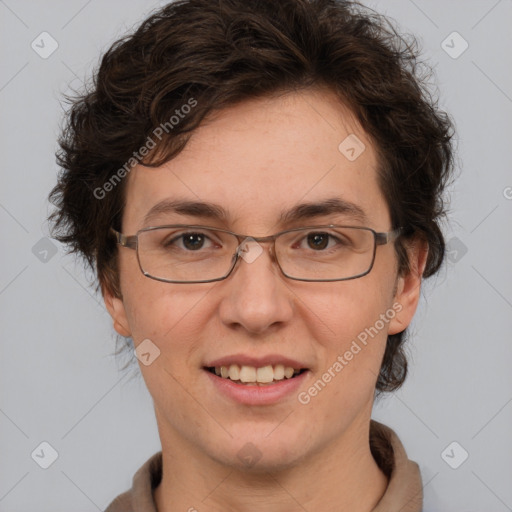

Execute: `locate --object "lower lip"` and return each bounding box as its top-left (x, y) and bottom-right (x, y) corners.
top-left (204, 369), bottom-right (309, 405)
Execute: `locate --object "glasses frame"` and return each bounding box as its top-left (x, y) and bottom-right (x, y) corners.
top-left (110, 224), bottom-right (402, 284)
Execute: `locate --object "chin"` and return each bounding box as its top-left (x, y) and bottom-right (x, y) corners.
top-left (206, 424), bottom-right (314, 472)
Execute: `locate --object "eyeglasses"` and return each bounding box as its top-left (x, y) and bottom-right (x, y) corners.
top-left (110, 224), bottom-right (402, 284)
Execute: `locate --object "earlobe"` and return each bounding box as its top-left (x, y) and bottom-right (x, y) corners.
top-left (103, 285), bottom-right (132, 337)
top-left (387, 240), bottom-right (429, 336)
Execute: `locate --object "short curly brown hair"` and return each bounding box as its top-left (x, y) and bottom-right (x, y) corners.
top-left (49, 0), bottom-right (455, 393)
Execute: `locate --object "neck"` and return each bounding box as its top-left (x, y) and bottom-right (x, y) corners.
top-left (154, 416), bottom-right (388, 512)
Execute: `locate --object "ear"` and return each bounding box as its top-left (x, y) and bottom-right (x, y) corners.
top-left (388, 238), bottom-right (429, 335)
top-left (102, 284), bottom-right (132, 337)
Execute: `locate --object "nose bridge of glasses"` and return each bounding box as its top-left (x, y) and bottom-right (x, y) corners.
top-left (234, 233), bottom-right (278, 262)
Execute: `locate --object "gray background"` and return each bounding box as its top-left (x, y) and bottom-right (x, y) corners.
top-left (0, 0), bottom-right (511, 510)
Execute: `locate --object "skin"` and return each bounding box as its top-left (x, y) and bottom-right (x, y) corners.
top-left (104, 87), bottom-right (427, 512)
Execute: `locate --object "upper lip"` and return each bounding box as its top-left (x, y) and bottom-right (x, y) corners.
top-left (204, 354), bottom-right (309, 370)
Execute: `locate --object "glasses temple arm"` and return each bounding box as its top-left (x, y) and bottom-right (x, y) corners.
top-left (110, 228), bottom-right (137, 249)
top-left (375, 227), bottom-right (403, 246)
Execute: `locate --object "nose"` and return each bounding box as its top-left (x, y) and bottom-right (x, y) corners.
top-left (217, 238), bottom-right (294, 334)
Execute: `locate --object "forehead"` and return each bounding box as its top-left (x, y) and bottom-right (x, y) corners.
top-left (123, 87), bottom-right (389, 232)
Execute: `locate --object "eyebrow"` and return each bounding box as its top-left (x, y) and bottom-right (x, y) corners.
top-left (142, 197), bottom-right (368, 227)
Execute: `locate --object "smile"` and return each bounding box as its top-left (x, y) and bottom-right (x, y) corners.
top-left (205, 364), bottom-right (307, 385)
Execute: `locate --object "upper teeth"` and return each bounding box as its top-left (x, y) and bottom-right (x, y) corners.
top-left (213, 364), bottom-right (300, 383)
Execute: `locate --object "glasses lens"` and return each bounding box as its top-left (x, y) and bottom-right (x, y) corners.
top-left (137, 226), bottom-right (376, 282)
top-left (276, 226), bottom-right (375, 280)
top-left (137, 227), bottom-right (238, 282)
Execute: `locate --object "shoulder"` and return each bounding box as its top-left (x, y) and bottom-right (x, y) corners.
top-left (103, 452), bottom-right (162, 512)
top-left (104, 490), bottom-right (133, 512)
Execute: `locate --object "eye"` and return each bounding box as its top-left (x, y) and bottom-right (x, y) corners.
top-left (305, 232), bottom-right (332, 250)
top-left (164, 231), bottom-right (216, 251)
top-left (297, 231), bottom-right (347, 251)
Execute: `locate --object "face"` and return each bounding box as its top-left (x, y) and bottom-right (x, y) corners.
top-left (105, 87), bottom-right (424, 472)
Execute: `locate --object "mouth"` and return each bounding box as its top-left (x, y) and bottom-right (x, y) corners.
top-left (203, 364), bottom-right (308, 386)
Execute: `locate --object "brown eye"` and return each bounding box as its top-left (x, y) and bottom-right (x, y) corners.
top-left (159, 231), bottom-right (210, 250)
top-left (180, 233), bottom-right (206, 251)
top-left (306, 233), bottom-right (330, 250)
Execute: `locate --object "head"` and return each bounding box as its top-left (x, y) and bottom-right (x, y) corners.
top-left (50, 0), bottom-right (454, 471)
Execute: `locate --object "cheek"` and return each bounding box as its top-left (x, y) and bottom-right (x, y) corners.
top-left (118, 257), bottom-right (219, 382)
top-left (121, 282), bottom-right (212, 405)
top-left (298, 272), bottom-right (395, 345)
top-left (117, 250), bottom-right (197, 340)
top-left (298, 276), bottom-right (394, 396)
top-left (289, 281), bottom-right (394, 451)
top-left (122, 281), bottom-right (209, 344)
